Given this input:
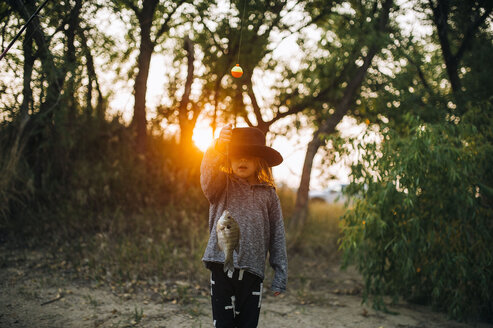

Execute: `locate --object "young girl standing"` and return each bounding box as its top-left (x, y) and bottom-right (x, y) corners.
top-left (201, 124), bottom-right (288, 328)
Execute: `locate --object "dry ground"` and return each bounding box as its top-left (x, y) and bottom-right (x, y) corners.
top-left (1, 244), bottom-right (491, 328)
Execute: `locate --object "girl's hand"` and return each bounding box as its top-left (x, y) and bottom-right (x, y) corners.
top-left (217, 123), bottom-right (233, 152)
top-left (219, 123), bottom-right (232, 143)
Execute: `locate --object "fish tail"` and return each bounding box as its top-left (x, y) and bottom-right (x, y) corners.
top-left (223, 255), bottom-right (234, 273)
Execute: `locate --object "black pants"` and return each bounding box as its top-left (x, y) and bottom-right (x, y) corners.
top-left (209, 262), bottom-right (263, 328)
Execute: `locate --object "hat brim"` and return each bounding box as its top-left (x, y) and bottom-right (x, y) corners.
top-left (229, 144), bottom-right (283, 167)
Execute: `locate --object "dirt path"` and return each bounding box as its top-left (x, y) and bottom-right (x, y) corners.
top-left (1, 246), bottom-right (491, 328)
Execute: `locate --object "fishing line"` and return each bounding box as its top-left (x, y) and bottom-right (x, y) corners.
top-left (225, 144), bottom-right (230, 210)
top-left (20, 0), bottom-right (59, 51)
top-left (0, 0), bottom-right (50, 61)
top-left (230, 0), bottom-right (247, 78)
top-left (236, 0), bottom-right (248, 65)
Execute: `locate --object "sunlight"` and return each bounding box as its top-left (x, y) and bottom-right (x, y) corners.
top-left (192, 124), bottom-right (214, 152)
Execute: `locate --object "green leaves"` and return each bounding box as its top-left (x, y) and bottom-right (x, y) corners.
top-left (340, 110), bottom-right (493, 320)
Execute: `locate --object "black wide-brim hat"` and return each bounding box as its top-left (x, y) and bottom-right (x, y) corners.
top-left (229, 127), bottom-right (283, 167)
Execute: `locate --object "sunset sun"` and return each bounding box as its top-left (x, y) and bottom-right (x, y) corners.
top-left (192, 124), bottom-right (214, 152)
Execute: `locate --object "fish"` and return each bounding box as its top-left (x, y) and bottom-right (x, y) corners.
top-left (216, 210), bottom-right (240, 273)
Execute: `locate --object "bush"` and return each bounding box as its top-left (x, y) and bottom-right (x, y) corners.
top-left (1, 114), bottom-right (207, 241)
top-left (340, 112), bottom-right (493, 321)
top-left (0, 113), bottom-right (212, 284)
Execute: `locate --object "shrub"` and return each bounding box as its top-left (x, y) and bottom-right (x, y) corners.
top-left (340, 111), bottom-right (493, 321)
top-left (1, 115), bottom-right (206, 241)
top-left (0, 114), bottom-right (212, 284)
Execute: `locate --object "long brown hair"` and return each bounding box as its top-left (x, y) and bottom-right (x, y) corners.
top-left (221, 156), bottom-right (276, 188)
top-left (254, 157), bottom-right (276, 188)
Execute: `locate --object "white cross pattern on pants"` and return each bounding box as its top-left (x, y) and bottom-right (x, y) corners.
top-left (210, 276), bottom-right (215, 296)
top-left (252, 282), bottom-right (263, 308)
top-left (224, 295), bottom-right (240, 317)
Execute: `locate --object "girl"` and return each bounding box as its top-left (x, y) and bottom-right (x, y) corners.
top-left (201, 124), bottom-right (288, 328)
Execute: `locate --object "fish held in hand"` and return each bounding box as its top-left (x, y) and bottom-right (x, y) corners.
top-left (216, 210), bottom-right (240, 273)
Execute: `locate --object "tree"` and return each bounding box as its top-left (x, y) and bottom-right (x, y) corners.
top-left (339, 0), bottom-right (493, 320)
top-left (195, 0), bottom-right (330, 135)
top-left (7, 0), bottom-right (65, 119)
top-left (112, 0), bottom-right (191, 154)
top-left (6, 0), bottom-right (73, 189)
top-left (289, 0), bottom-right (394, 234)
top-left (2, 0), bottom-right (112, 199)
top-left (428, 0), bottom-right (492, 109)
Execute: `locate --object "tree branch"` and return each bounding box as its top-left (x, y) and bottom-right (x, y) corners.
top-left (242, 112), bottom-right (254, 127)
top-left (429, 0), bottom-right (461, 95)
top-left (127, 2), bottom-right (140, 17)
top-left (154, 0), bottom-right (187, 43)
top-left (262, 3), bottom-right (332, 58)
top-left (403, 52), bottom-right (433, 94)
top-left (319, 0), bottom-right (393, 135)
top-left (259, 1), bottom-right (287, 39)
top-left (245, 77), bottom-right (266, 128)
top-left (196, 13), bottom-right (227, 54)
top-left (455, 6), bottom-right (493, 63)
top-left (268, 105), bottom-right (304, 125)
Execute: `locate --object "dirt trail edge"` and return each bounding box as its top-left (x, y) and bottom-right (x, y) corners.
top-left (1, 246), bottom-right (491, 328)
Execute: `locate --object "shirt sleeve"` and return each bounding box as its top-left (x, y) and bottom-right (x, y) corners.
top-left (200, 140), bottom-right (227, 204)
top-left (268, 192), bottom-right (288, 292)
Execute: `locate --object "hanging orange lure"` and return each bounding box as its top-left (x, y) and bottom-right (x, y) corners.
top-left (231, 64), bottom-right (243, 78)
top-left (231, 0), bottom-right (247, 78)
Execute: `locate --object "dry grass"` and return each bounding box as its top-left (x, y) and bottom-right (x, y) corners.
top-left (278, 185), bottom-right (346, 258)
top-left (55, 186), bottom-right (349, 293)
top-left (301, 200), bottom-right (346, 257)
top-left (265, 187), bottom-right (350, 294)
top-left (56, 205), bottom-right (211, 287)
top-left (4, 181), bottom-right (349, 297)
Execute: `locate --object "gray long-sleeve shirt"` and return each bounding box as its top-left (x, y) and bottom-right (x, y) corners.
top-left (200, 145), bottom-right (288, 292)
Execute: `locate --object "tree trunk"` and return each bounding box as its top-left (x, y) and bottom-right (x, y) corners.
top-left (429, 0), bottom-right (492, 112)
top-left (289, 131), bottom-right (323, 234)
top-left (80, 29), bottom-right (104, 120)
top-left (132, 0), bottom-right (158, 155)
top-left (65, 0), bottom-right (82, 124)
top-left (20, 23), bottom-right (35, 118)
top-left (133, 38), bottom-right (154, 155)
top-left (211, 77), bottom-right (222, 138)
top-left (289, 47), bottom-right (382, 234)
top-left (8, 0), bottom-right (66, 116)
top-left (179, 36), bottom-right (195, 148)
top-left (429, 0), bottom-right (461, 96)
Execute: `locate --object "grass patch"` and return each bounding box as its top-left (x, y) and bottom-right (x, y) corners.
top-left (279, 183), bottom-right (346, 259)
top-left (300, 200), bottom-right (346, 259)
top-left (57, 204), bottom-right (211, 287)
top-left (266, 186), bottom-right (349, 293)
top-left (59, 185), bottom-right (347, 293)
top-left (3, 158), bottom-right (347, 297)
